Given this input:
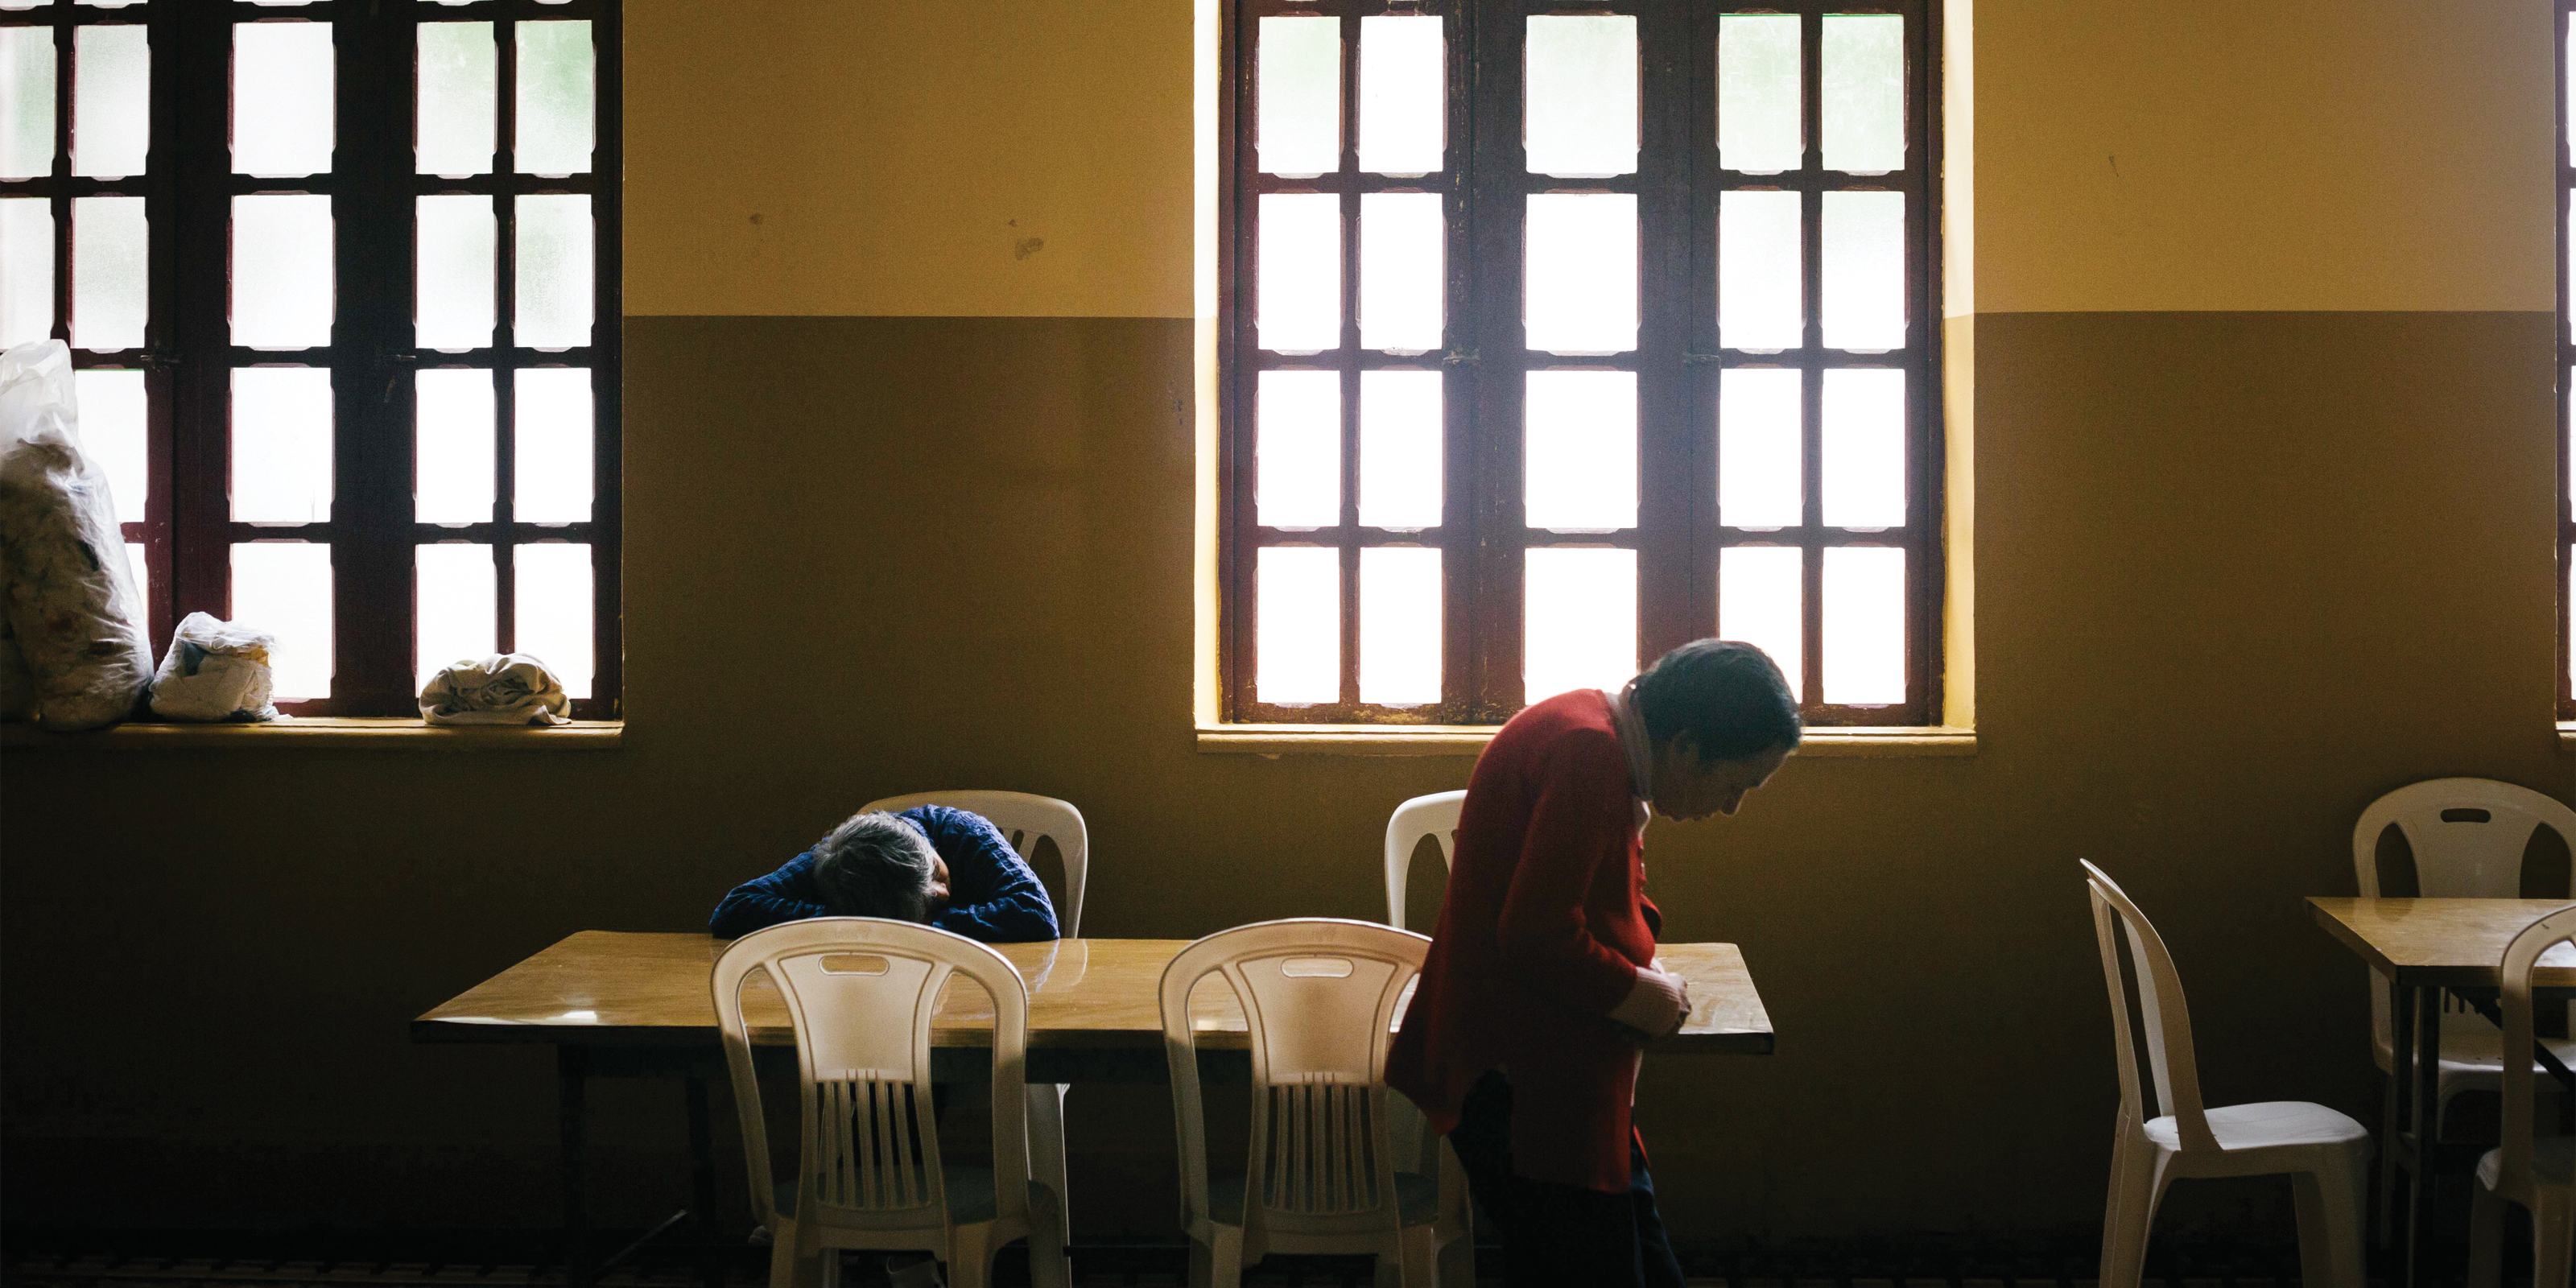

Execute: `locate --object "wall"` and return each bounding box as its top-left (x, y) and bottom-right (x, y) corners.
top-left (5, 0), bottom-right (2571, 1248)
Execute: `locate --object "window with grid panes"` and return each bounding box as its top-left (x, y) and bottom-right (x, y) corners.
top-left (2561, 1), bottom-right (2576, 720)
top-left (1221, 0), bottom-right (1939, 725)
top-left (0, 0), bottom-right (619, 718)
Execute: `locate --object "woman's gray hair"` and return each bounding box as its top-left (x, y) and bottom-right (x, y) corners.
top-left (811, 811), bottom-right (939, 922)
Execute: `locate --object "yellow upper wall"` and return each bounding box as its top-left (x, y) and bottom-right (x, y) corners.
top-left (623, 0), bottom-right (1192, 318)
top-left (1973, 0), bottom-right (2553, 312)
top-left (624, 0), bottom-right (2554, 318)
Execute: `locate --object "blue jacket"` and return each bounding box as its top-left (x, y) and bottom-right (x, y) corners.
top-left (709, 805), bottom-right (1060, 943)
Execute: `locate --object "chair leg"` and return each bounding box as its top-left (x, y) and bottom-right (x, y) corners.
top-left (2377, 1067), bottom-right (2402, 1248)
top-left (1028, 1187), bottom-right (1073, 1288)
top-left (2100, 1140), bottom-right (2167, 1288)
top-left (766, 1233), bottom-right (803, 1288)
top-left (2099, 1125), bottom-right (2133, 1283)
top-left (2534, 1191), bottom-right (2575, 1288)
top-left (1435, 1222), bottom-right (1476, 1288)
top-left (1029, 1084), bottom-right (1073, 1247)
top-left (2467, 1181), bottom-right (2504, 1288)
top-left (2290, 1154), bottom-right (2368, 1288)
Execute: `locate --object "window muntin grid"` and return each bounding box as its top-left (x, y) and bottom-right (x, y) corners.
top-left (1222, 0), bottom-right (1941, 725)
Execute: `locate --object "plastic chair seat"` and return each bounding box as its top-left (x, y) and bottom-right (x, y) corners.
top-left (779, 1170), bottom-right (1051, 1228)
top-left (2145, 1102), bottom-right (2369, 1155)
top-left (1205, 1172), bottom-right (1445, 1227)
top-left (2479, 1137), bottom-right (2576, 1190)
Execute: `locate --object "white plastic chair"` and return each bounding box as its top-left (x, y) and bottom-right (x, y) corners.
top-left (2083, 861), bottom-right (2370, 1288)
top-left (863, 788), bottom-right (1090, 1243)
top-left (712, 919), bottom-right (1070, 1288)
top-left (1159, 919), bottom-right (1473, 1288)
top-left (861, 791), bottom-right (1089, 937)
top-left (1384, 791), bottom-right (1465, 929)
top-left (2353, 779), bottom-right (2576, 1225)
top-left (2468, 902), bottom-right (2576, 1288)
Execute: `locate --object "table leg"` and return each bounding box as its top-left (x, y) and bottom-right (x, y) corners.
top-left (2405, 985), bottom-right (2441, 1288)
top-left (559, 1045), bottom-right (592, 1288)
top-left (686, 1074), bottom-right (722, 1288)
top-left (2378, 980), bottom-right (2412, 1249)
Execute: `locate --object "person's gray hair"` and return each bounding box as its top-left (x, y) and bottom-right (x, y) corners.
top-left (811, 811), bottom-right (939, 922)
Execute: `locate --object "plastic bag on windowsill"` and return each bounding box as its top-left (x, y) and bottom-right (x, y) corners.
top-left (0, 340), bottom-right (152, 732)
top-left (420, 653), bottom-right (571, 726)
top-left (148, 612), bottom-right (281, 722)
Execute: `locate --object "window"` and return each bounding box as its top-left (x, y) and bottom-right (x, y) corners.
top-left (0, 0), bottom-right (620, 718)
top-left (1220, 0), bottom-right (1939, 726)
top-left (2562, 0), bottom-right (2575, 720)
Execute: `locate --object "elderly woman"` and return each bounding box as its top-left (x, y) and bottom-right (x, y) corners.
top-left (709, 805), bottom-right (1059, 943)
top-left (1388, 638), bottom-right (1801, 1288)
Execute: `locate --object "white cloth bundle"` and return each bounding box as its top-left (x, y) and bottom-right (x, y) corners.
top-left (149, 612), bottom-right (281, 722)
top-left (420, 653), bottom-right (571, 725)
top-left (0, 340), bottom-right (153, 730)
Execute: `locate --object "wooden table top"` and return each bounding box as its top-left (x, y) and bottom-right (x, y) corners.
top-left (2307, 898), bottom-right (2576, 988)
top-left (411, 933), bottom-right (1776, 1055)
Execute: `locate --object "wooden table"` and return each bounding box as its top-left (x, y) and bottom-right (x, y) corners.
top-left (2306, 898), bottom-right (2576, 1287)
top-left (414, 934), bottom-right (1775, 1282)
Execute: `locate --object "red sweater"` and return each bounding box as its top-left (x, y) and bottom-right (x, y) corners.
top-left (1386, 689), bottom-right (1660, 1192)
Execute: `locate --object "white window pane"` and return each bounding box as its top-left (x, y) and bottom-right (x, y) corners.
top-left (1524, 547), bottom-right (1634, 703)
top-left (1823, 191), bottom-right (1905, 350)
top-left (418, 23), bottom-right (497, 176)
top-left (416, 194), bottom-right (495, 350)
top-left (1719, 191), bottom-right (1802, 350)
top-left (1719, 545), bottom-right (1802, 700)
top-left (1525, 193), bottom-right (1636, 354)
top-left (1525, 369), bottom-right (1636, 531)
top-left (514, 366), bottom-right (592, 523)
top-left (414, 368), bottom-right (493, 524)
top-left (1258, 16), bottom-right (1340, 176)
top-left (1358, 15), bottom-right (1442, 175)
top-left (230, 367), bottom-right (332, 523)
top-left (71, 196), bottom-right (144, 351)
top-left (1822, 545), bottom-right (1905, 705)
top-left (1360, 546), bottom-right (1439, 707)
top-left (74, 369), bottom-right (146, 524)
top-left (72, 25), bottom-right (147, 179)
top-left (514, 193), bottom-right (592, 349)
top-left (231, 543), bottom-right (331, 700)
top-left (515, 20), bottom-right (594, 175)
top-left (1359, 192), bottom-right (1441, 353)
top-left (1525, 15), bottom-right (1636, 178)
top-left (1718, 14), bottom-right (1801, 174)
top-left (0, 198), bottom-right (54, 347)
top-left (415, 543), bottom-right (495, 691)
top-left (1822, 15), bottom-right (1905, 174)
top-left (232, 194), bottom-right (333, 349)
top-left (1257, 545), bottom-right (1339, 704)
top-left (233, 22), bottom-right (333, 178)
top-left (1823, 369), bottom-right (1905, 528)
top-left (1, 27), bottom-right (52, 180)
top-left (125, 542), bottom-right (146, 601)
top-left (514, 542), bottom-right (592, 699)
top-left (1719, 367), bottom-right (1801, 529)
top-left (1257, 192), bottom-right (1340, 353)
top-left (1358, 369), bottom-right (1440, 530)
top-left (1257, 369), bottom-right (1339, 530)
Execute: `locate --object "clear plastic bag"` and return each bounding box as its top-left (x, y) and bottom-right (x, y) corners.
top-left (149, 611), bottom-right (281, 722)
top-left (0, 341), bottom-right (152, 731)
top-left (420, 652), bottom-right (571, 725)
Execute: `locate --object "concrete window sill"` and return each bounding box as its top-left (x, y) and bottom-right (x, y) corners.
top-left (0, 716), bottom-right (623, 751)
top-left (1196, 724), bottom-right (1976, 758)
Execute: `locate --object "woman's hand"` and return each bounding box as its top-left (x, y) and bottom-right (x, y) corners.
top-left (1609, 964), bottom-right (1692, 1041)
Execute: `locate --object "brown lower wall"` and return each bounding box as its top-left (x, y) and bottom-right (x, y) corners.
top-left (2, 310), bottom-right (2567, 1241)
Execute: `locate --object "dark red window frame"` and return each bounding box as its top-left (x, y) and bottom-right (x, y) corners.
top-left (2559, 0), bottom-right (2574, 723)
top-left (1219, 0), bottom-right (1943, 727)
top-left (1, 0), bottom-right (621, 719)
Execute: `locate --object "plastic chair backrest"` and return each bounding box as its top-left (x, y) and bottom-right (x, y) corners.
top-left (712, 919), bottom-right (1032, 1240)
top-left (2081, 861), bottom-right (2219, 1154)
top-left (2496, 902), bottom-right (2576, 1204)
top-left (1160, 919), bottom-right (1430, 1234)
top-left (2351, 779), bottom-right (2576, 898)
top-left (864, 791), bottom-right (1091, 937)
top-left (1385, 791), bottom-right (1466, 929)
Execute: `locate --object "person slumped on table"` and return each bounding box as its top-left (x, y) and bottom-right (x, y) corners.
top-left (709, 805), bottom-right (1059, 942)
top-left (1388, 638), bottom-right (1800, 1288)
